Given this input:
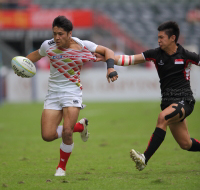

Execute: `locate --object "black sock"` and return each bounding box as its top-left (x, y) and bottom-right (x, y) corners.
top-left (188, 138), bottom-right (200, 151)
top-left (144, 127), bottom-right (166, 164)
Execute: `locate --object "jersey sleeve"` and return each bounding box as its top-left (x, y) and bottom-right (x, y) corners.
top-left (39, 40), bottom-right (49, 57)
top-left (82, 40), bottom-right (98, 52)
top-left (142, 49), bottom-right (158, 61)
top-left (185, 50), bottom-right (200, 66)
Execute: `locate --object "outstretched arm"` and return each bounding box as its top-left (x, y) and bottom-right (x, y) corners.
top-left (14, 50), bottom-right (43, 77)
top-left (115, 54), bottom-right (145, 66)
top-left (95, 45), bottom-right (115, 61)
top-left (95, 45), bottom-right (118, 83)
top-left (26, 50), bottom-right (43, 63)
top-left (114, 54), bottom-right (146, 65)
top-left (95, 53), bottom-right (146, 65)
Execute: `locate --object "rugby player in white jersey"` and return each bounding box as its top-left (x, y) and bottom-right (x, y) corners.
top-left (24, 16), bottom-right (118, 176)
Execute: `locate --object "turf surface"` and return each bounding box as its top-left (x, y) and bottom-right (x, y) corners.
top-left (0, 101), bottom-right (199, 190)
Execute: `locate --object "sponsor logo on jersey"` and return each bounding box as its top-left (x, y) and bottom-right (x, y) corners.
top-left (179, 100), bottom-right (185, 105)
top-left (52, 55), bottom-right (92, 59)
top-left (52, 55), bottom-right (63, 59)
top-left (175, 59), bottom-right (184, 64)
top-left (73, 100), bottom-right (79, 104)
top-left (158, 60), bottom-right (164, 65)
top-left (48, 40), bottom-right (55, 46)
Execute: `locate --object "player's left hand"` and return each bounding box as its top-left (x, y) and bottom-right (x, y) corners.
top-left (94, 53), bottom-right (106, 62)
top-left (107, 68), bottom-right (118, 83)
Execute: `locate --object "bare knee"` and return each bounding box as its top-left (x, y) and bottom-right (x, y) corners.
top-left (179, 141), bottom-right (192, 150)
top-left (156, 112), bottom-right (167, 130)
top-left (42, 132), bottom-right (57, 142)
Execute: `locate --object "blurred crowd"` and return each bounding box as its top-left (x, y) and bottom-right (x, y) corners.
top-left (186, 4), bottom-right (200, 24)
top-left (0, 0), bottom-right (199, 71)
top-left (0, 0), bottom-right (31, 9)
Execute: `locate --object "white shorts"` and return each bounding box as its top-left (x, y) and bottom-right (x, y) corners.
top-left (44, 91), bottom-right (83, 110)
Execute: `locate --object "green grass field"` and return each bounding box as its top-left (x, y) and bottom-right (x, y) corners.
top-left (0, 101), bottom-right (200, 190)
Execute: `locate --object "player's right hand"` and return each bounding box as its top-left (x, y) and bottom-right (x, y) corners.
top-left (107, 68), bottom-right (118, 83)
top-left (94, 53), bottom-right (106, 62)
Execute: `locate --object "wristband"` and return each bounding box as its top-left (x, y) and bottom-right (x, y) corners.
top-left (106, 58), bottom-right (114, 69)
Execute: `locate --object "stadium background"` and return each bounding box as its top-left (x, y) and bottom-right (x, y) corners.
top-left (0, 1), bottom-right (200, 189)
top-left (0, 0), bottom-right (200, 103)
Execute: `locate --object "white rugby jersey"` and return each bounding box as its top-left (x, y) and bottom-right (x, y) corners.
top-left (39, 37), bottom-right (97, 94)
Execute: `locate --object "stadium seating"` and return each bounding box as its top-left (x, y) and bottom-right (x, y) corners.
top-left (31, 0), bottom-right (200, 52)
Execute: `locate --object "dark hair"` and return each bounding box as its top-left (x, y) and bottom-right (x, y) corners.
top-left (52, 16), bottom-right (73, 32)
top-left (158, 21), bottom-right (180, 43)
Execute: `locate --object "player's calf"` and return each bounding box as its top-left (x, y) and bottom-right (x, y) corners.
top-left (56, 118), bottom-right (89, 142)
top-left (62, 128), bottom-right (73, 144)
top-left (156, 112), bottom-right (168, 130)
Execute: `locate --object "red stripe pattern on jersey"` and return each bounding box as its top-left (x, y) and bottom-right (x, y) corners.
top-left (146, 58), bottom-right (157, 70)
top-left (47, 46), bottom-right (96, 89)
top-left (186, 59), bottom-right (199, 66)
top-left (183, 60), bottom-right (193, 80)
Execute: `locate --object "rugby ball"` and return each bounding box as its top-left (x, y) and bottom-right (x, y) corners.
top-left (11, 56), bottom-right (36, 78)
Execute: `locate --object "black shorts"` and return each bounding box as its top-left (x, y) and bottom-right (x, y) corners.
top-left (160, 99), bottom-right (195, 121)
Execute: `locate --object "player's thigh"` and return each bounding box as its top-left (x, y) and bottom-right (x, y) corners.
top-left (62, 107), bottom-right (80, 130)
top-left (169, 119), bottom-right (191, 149)
top-left (41, 109), bottom-right (63, 136)
top-left (160, 103), bottom-right (185, 126)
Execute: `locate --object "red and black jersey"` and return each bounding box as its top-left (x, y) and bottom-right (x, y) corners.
top-left (143, 44), bottom-right (200, 102)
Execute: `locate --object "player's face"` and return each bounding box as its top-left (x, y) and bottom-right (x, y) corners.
top-left (53, 26), bottom-right (72, 48)
top-left (158, 31), bottom-right (175, 51)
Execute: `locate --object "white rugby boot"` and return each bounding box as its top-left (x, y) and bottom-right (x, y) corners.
top-left (130, 149), bottom-right (146, 171)
top-left (79, 118), bottom-right (89, 142)
top-left (54, 168), bottom-right (66, 176)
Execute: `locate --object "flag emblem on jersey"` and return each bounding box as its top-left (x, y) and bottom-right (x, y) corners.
top-left (175, 59), bottom-right (184, 64)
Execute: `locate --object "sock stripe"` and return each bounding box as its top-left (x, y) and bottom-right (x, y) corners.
top-left (194, 138), bottom-right (200, 144)
top-left (146, 134), bottom-right (154, 151)
top-left (60, 142), bottom-right (74, 153)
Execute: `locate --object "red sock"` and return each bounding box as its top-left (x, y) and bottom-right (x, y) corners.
top-left (73, 122), bottom-right (84, 132)
top-left (57, 149), bottom-right (71, 171)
